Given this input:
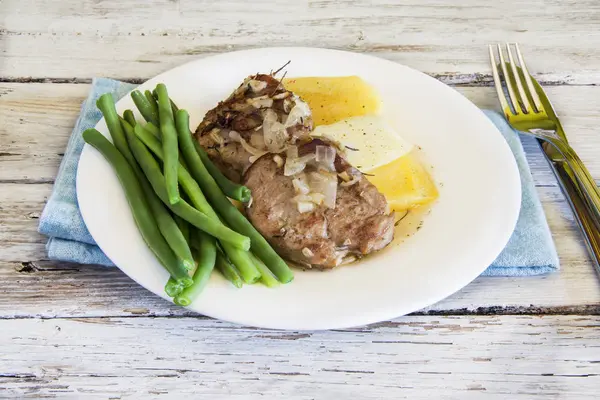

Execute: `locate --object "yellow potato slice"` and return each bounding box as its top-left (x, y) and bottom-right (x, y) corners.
top-left (366, 153), bottom-right (439, 212)
top-left (283, 76), bottom-right (381, 126)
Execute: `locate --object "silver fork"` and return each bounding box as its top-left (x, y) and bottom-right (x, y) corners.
top-left (489, 43), bottom-right (600, 229)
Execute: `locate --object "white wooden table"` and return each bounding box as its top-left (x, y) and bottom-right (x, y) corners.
top-left (1, 1), bottom-right (600, 398)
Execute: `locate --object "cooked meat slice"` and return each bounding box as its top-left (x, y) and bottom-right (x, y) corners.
top-left (195, 73), bottom-right (313, 183)
top-left (243, 140), bottom-right (395, 269)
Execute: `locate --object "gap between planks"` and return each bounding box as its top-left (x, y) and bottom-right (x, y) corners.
top-left (0, 75), bottom-right (598, 87)
top-left (0, 306), bottom-right (599, 321)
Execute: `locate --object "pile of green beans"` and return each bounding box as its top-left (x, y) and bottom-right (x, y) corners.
top-left (82, 129), bottom-right (192, 290)
top-left (84, 86), bottom-right (295, 306)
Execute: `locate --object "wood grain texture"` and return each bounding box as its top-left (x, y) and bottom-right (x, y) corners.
top-left (1, 0), bottom-right (600, 83)
top-left (0, 83), bottom-right (86, 183)
top-left (1, 316), bottom-right (599, 399)
top-left (2, 83), bottom-right (600, 184)
top-left (2, 0), bottom-right (600, 396)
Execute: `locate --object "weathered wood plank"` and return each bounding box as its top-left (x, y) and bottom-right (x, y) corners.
top-left (1, 315), bottom-right (599, 399)
top-left (0, 83), bottom-right (87, 183)
top-left (1, 0), bottom-right (600, 83)
top-left (1, 180), bottom-right (599, 318)
top-left (2, 83), bottom-right (600, 185)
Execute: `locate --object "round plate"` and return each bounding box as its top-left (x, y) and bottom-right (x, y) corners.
top-left (77, 47), bottom-right (520, 330)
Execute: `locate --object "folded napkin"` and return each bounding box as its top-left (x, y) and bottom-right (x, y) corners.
top-left (39, 78), bottom-right (559, 275)
top-left (39, 78), bottom-right (137, 266)
top-left (480, 110), bottom-right (559, 276)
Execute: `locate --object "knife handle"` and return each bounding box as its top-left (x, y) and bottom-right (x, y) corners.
top-left (542, 136), bottom-right (600, 231)
top-left (551, 160), bottom-right (600, 276)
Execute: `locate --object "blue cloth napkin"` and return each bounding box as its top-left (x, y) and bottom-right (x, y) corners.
top-left (38, 78), bottom-right (559, 275)
top-left (39, 78), bottom-right (137, 266)
top-left (480, 110), bottom-right (559, 276)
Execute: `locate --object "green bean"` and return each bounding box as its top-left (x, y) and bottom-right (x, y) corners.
top-left (188, 229), bottom-right (201, 251)
top-left (174, 215), bottom-right (190, 243)
top-left (194, 139), bottom-right (251, 202)
top-left (152, 88), bottom-right (179, 115)
top-left (174, 111), bottom-right (294, 283)
top-left (144, 115), bottom-right (190, 177)
top-left (215, 252), bottom-right (243, 288)
top-left (175, 111), bottom-right (251, 203)
top-left (174, 231), bottom-right (217, 306)
top-left (175, 215), bottom-right (190, 245)
top-left (96, 94), bottom-right (131, 164)
top-left (82, 129), bottom-right (192, 288)
top-left (145, 122), bottom-right (161, 139)
top-left (123, 109), bottom-right (137, 127)
top-left (221, 244), bottom-right (260, 284)
top-left (165, 278), bottom-right (189, 298)
top-left (142, 187), bottom-right (194, 272)
top-left (123, 116), bottom-right (190, 170)
top-left (144, 90), bottom-right (159, 119)
top-left (142, 201), bottom-right (194, 275)
top-left (148, 204), bottom-right (194, 271)
top-left (126, 122), bottom-right (251, 250)
top-left (131, 90), bottom-right (159, 125)
top-left (142, 122), bottom-right (190, 171)
top-left (134, 124), bottom-right (260, 280)
top-left (250, 253), bottom-right (280, 288)
top-left (155, 84), bottom-right (180, 205)
top-left (170, 99), bottom-right (179, 114)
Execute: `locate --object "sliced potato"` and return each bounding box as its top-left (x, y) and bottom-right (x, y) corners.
top-left (366, 153), bottom-right (439, 212)
top-left (283, 76), bottom-right (381, 126)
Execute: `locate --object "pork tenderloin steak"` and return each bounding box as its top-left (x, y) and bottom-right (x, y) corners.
top-left (243, 140), bottom-right (394, 269)
top-left (195, 73), bottom-right (313, 183)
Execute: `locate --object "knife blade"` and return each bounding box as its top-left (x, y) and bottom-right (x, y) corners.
top-left (551, 160), bottom-right (600, 275)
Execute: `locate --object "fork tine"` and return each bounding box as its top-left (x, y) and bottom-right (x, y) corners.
top-left (506, 43), bottom-right (533, 113)
top-left (497, 44), bottom-right (521, 114)
top-left (515, 43), bottom-right (544, 113)
top-left (489, 45), bottom-right (511, 115)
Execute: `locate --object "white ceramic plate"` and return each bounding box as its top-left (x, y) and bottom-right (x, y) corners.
top-left (77, 47), bottom-right (521, 330)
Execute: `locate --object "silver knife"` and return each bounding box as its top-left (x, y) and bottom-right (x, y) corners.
top-left (531, 80), bottom-right (600, 275)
